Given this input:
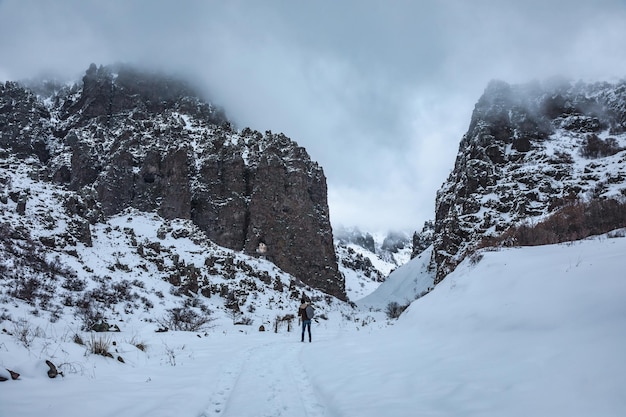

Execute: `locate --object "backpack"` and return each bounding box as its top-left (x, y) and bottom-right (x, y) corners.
top-left (305, 305), bottom-right (315, 320)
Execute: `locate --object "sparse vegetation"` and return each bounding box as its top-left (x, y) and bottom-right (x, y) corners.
top-left (469, 252), bottom-right (484, 265)
top-left (87, 334), bottom-right (113, 358)
top-left (385, 301), bottom-right (409, 319)
top-left (62, 276), bottom-right (87, 292)
top-left (580, 134), bottom-right (624, 159)
top-left (274, 314), bottom-right (295, 333)
top-left (479, 198), bottom-right (626, 248)
top-left (75, 302), bottom-right (105, 332)
top-left (127, 335), bottom-right (148, 352)
top-left (157, 307), bottom-right (213, 332)
top-left (551, 150), bottom-right (574, 164)
top-left (235, 316), bottom-right (254, 326)
top-left (12, 318), bottom-right (43, 348)
top-left (73, 333), bottom-right (85, 345)
top-left (608, 229), bottom-right (626, 238)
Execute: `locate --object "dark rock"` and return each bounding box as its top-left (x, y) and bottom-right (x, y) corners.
top-left (66, 219), bottom-right (93, 247)
top-left (45, 360), bottom-right (60, 378)
top-left (411, 220), bottom-right (434, 258)
top-left (0, 81), bottom-right (52, 161)
top-left (91, 321), bottom-right (110, 332)
top-left (0, 64), bottom-right (347, 299)
top-left (431, 78), bottom-right (626, 284)
top-left (16, 196), bottom-right (26, 215)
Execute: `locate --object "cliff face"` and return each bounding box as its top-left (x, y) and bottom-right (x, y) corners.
top-left (0, 64), bottom-right (345, 299)
top-left (433, 79), bottom-right (626, 283)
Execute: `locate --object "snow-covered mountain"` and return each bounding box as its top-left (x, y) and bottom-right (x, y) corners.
top-left (433, 78), bottom-right (626, 283)
top-left (0, 63), bottom-right (345, 299)
top-left (1, 70), bottom-right (626, 415)
top-left (357, 245), bottom-right (434, 310)
top-left (0, 157), bottom-right (343, 330)
top-left (333, 225), bottom-right (413, 301)
top-left (3, 226), bottom-right (624, 416)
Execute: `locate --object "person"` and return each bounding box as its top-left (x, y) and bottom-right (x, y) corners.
top-left (298, 296), bottom-right (312, 342)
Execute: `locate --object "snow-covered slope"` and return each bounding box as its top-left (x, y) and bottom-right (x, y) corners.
top-left (357, 245), bottom-right (434, 309)
top-left (306, 231), bottom-right (626, 416)
top-left (0, 156), bottom-right (344, 331)
top-left (334, 226), bottom-right (413, 301)
top-left (2, 231), bottom-right (624, 416)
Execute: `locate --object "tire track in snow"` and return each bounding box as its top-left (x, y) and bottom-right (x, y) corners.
top-left (199, 340), bottom-right (328, 417)
top-left (289, 345), bottom-right (329, 417)
top-left (199, 345), bottom-right (252, 417)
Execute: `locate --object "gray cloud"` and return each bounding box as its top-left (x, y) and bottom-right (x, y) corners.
top-left (1, 0), bottom-right (626, 232)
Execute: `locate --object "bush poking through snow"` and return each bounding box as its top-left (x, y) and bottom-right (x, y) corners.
top-left (469, 252), bottom-right (484, 265)
top-left (385, 301), bottom-right (409, 319)
top-left (608, 229), bottom-right (626, 238)
top-left (87, 334), bottom-right (113, 358)
top-left (274, 314), bottom-right (294, 333)
top-left (479, 198), bottom-right (626, 248)
top-left (127, 335), bottom-right (148, 352)
top-left (75, 300), bottom-right (105, 331)
top-left (12, 318), bottom-right (43, 348)
top-left (580, 134), bottom-right (625, 158)
top-left (157, 307), bottom-right (212, 332)
top-left (235, 316), bottom-right (254, 326)
top-left (73, 333), bottom-right (85, 345)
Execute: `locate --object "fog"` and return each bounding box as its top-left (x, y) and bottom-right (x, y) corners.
top-left (1, 0), bottom-right (625, 232)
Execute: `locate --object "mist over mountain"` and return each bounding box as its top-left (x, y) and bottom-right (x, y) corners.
top-left (1, 63), bottom-right (345, 300)
top-left (3, 66), bottom-right (626, 311)
top-left (1, 66), bottom-right (626, 416)
top-left (333, 225), bottom-right (413, 301)
top-left (432, 78), bottom-right (626, 282)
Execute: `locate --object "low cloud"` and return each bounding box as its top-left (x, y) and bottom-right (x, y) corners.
top-left (2, 0), bottom-right (625, 232)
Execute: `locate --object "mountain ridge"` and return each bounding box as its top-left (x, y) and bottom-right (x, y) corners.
top-left (1, 63), bottom-right (346, 299)
top-left (431, 78), bottom-right (626, 283)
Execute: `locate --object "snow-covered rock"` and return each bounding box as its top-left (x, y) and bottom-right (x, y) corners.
top-left (433, 78), bottom-right (626, 283)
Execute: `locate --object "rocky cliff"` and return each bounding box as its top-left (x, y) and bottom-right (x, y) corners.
top-left (333, 226), bottom-right (412, 301)
top-left (0, 64), bottom-right (345, 299)
top-left (433, 78), bottom-right (626, 283)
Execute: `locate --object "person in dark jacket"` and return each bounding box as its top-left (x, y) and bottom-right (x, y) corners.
top-left (298, 296), bottom-right (312, 342)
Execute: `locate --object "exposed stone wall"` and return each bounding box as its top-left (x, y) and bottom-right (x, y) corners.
top-left (432, 79), bottom-right (626, 284)
top-left (0, 64), bottom-right (345, 299)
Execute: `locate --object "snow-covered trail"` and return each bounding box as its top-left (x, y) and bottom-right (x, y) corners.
top-left (200, 337), bottom-right (328, 417)
top-left (0, 324), bottom-right (338, 417)
top-left (4, 235), bottom-right (626, 417)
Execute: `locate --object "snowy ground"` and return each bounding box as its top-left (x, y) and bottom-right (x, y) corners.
top-left (2, 232), bottom-right (626, 416)
top-left (357, 245), bottom-right (434, 310)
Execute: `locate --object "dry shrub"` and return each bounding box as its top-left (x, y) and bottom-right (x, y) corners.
top-left (580, 135), bottom-right (624, 158)
top-left (157, 307), bottom-right (212, 332)
top-left (87, 334), bottom-right (113, 358)
top-left (73, 333), bottom-right (85, 345)
top-left (481, 198), bottom-right (626, 248)
top-left (12, 318), bottom-right (44, 348)
top-left (385, 301), bottom-right (409, 319)
top-left (127, 335), bottom-right (148, 352)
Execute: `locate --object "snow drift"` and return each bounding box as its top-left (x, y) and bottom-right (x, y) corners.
top-left (2, 231), bottom-right (625, 416)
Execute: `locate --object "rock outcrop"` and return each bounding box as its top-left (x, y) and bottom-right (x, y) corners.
top-left (432, 78), bottom-right (626, 284)
top-left (411, 220), bottom-right (434, 259)
top-left (333, 226), bottom-right (413, 291)
top-left (0, 64), bottom-right (345, 299)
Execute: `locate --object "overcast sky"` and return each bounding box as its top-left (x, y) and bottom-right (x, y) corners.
top-left (1, 0), bottom-right (625, 233)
